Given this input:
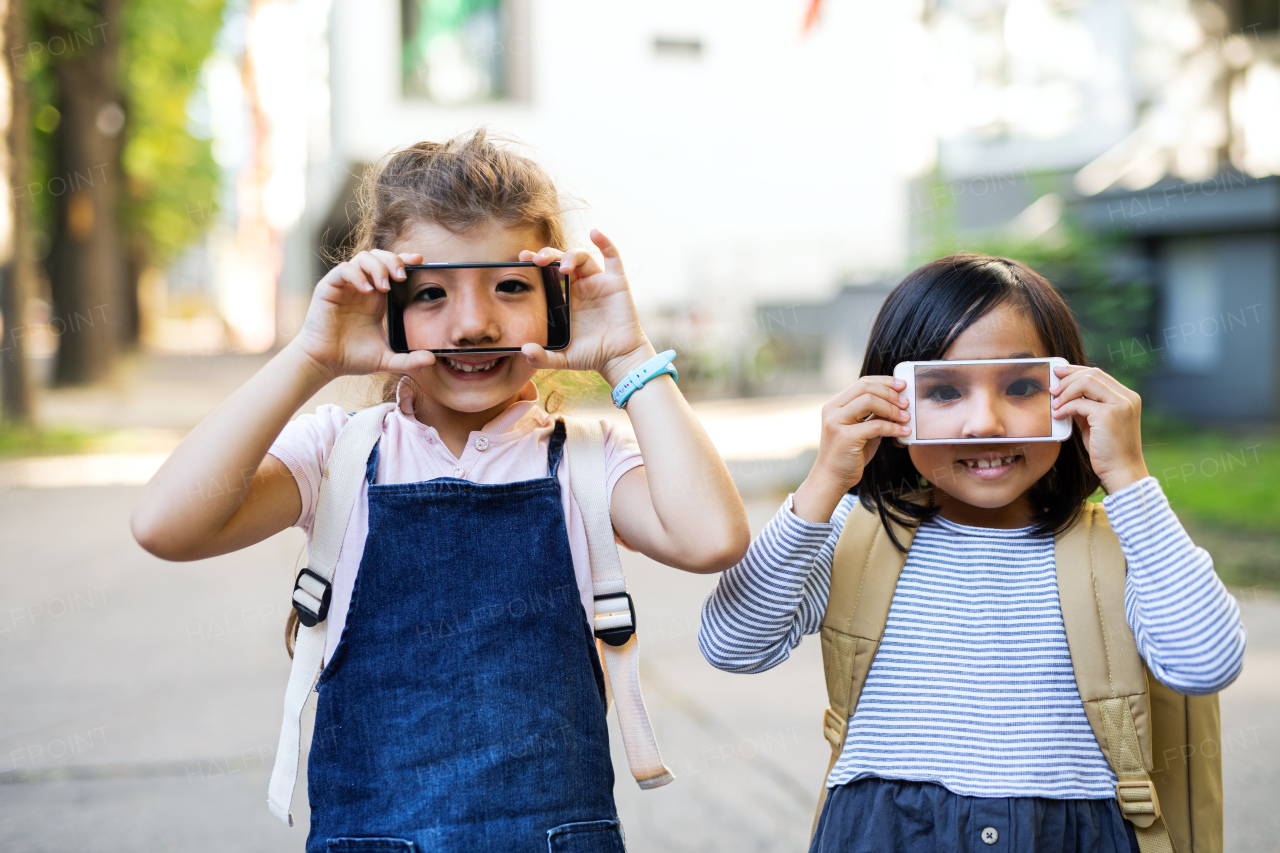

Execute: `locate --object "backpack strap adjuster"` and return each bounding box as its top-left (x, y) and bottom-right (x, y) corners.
top-left (292, 568), bottom-right (332, 627)
top-left (1115, 780), bottom-right (1161, 825)
top-left (593, 592), bottom-right (636, 646)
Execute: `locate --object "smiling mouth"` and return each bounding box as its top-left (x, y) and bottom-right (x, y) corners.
top-left (440, 355), bottom-right (508, 375)
top-left (956, 453), bottom-right (1022, 479)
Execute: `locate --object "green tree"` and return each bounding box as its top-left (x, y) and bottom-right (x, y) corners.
top-left (119, 0), bottom-right (223, 280)
top-left (22, 0), bottom-right (223, 384)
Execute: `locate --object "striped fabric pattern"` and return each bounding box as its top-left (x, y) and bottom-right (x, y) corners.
top-left (699, 476), bottom-right (1246, 799)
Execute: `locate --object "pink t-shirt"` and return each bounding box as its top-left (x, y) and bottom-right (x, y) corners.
top-left (268, 377), bottom-right (644, 664)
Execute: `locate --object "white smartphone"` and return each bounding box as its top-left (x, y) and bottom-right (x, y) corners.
top-left (893, 357), bottom-right (1073, 444)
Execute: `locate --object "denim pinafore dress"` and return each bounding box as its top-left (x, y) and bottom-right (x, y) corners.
top-left (306, 421), bottom-right (624, 852)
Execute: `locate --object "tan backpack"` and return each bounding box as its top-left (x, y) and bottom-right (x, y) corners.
top-left (816, 500), bottom-right (1222, 853)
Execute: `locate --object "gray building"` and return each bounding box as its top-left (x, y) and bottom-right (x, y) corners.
top-left (1076, 175), bottom-right (1280, 422)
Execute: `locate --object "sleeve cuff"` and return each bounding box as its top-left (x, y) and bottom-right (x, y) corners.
top-left (1102, 475), bottom-right (1171, 541)
top-left (267, 447), bottom-right (312, 530)
top-left (782, 493), bottom-right (838, 532)
top-left (605, 456), bottom-right (644, 515)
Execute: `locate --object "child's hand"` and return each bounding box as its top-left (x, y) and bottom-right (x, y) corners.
top-left (791, 377), bottom-right (912, 523)
top-left (518, 230), bottom-right (653, 387)
top-left (1051, 364), bottom-right (1149, 492)
top-left (291, 250), bottom-right (437, 381)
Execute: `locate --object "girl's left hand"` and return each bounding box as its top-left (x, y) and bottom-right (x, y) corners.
top-left (1052, 364), bottom-right (1149, 492)
top-left (519, 229), bottom-right (655, 386)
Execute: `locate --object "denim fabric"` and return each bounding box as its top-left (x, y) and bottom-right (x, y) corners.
top-left (307, 422), bottom-right (622, 852)
top-left (810, 777), bottom-right (1140, 853)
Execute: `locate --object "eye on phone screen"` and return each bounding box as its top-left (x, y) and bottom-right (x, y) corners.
top-left (914, 361), bottom-right (1053, 440)
top-left (387, 263), bottom-right (570, 354)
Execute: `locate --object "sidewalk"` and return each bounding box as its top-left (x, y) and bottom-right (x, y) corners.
top-left (4, 352), bottom-right (827, 495)
top-left (1, 484), bottom-right (1276, 852)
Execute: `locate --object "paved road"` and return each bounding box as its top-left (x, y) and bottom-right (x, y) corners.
top-left (1, 486), bottom-right (1276, 852)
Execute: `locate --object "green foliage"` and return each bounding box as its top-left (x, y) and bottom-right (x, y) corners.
top-left (0, 422), bottom-right (102, 457)
top-left (120, 0), bottom-right (225, 266)
top-left (1139, 422), bottom-right (1280, 533)
top-left (22, 0), bottom-right (226, 269)
top-left (911, 169), bottom-right (1157, 390)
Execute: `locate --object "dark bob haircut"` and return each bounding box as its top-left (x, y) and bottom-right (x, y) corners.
top-left (856, 252), bottom-right (1100, 551)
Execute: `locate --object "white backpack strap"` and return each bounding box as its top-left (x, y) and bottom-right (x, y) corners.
top-left (564, 416), bottom-right (675, 790)
top-left (267, 403), bottom-right (395, 825)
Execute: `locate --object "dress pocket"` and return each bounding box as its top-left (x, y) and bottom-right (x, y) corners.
top-left (546, 819), bottom-right (626, 853)
top-left (326, 838), bottom-right (417, 852)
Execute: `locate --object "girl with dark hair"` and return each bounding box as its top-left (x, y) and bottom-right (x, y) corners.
top-left (700, 253), bottom-right (1245, 852)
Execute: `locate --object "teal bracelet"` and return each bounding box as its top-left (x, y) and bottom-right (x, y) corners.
top-left (611, 350), bottom-right (678, 408)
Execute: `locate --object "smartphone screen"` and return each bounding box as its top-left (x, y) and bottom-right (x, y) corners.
top-left (914, 360), bottom-right (1054, 440)
top-left (387, 263), bottom-right (570, 354)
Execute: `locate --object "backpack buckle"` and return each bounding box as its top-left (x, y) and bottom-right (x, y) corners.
top-left (593, 592), bottom-right (636, 646)
top-left (1115, 780), bottom-right (1161, 827)
top-left (292, 568), bottom-right (332, 627)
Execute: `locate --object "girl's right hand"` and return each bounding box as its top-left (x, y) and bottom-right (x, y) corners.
top-left (290, 250), bottom-right (438, 380)
top-left (791, 376), bottom-right (912, 524)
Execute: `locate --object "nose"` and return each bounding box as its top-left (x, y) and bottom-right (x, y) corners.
top-left (449, 288), bottom-right (502, 348)
top-left (961, 388), bottom-right (1006, 438)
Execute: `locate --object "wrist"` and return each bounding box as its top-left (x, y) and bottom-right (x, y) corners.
top-left (1101, 462), bottom-right (1150, 494)
top-left (282, 339), bottom-right (338, 390)
top-left (600, 340), bottom-right (659, 388)
top-left (792, 474), bottom-right (849, 524)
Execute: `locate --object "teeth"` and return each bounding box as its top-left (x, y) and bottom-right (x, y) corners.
top-left (444, 357), bottom-right (502, 374)
top-left (962, 456), bottom-right (1017, 469)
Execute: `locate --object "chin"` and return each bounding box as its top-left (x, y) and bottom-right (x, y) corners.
top-left (943, 485), bottom-right (1029, 509)
top-left (431, 387), bottom-right (520, 414)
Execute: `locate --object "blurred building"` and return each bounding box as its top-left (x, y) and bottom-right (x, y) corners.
top-left (905, 0), bottom-right (1280, 423)
top-left (280, 0), bottom-right (938, 347)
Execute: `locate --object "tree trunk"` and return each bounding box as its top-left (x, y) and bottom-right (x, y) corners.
top-left (47, 0), bottom-right (126, 386)
top-left (1, 0), bottom-right (35, 423)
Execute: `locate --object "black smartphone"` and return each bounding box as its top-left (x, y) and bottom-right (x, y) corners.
top-left (387, 262), bottom-right (571, 355)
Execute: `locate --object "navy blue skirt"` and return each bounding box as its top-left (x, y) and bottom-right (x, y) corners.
top-left (810, 777), bottom-right (1140, 853)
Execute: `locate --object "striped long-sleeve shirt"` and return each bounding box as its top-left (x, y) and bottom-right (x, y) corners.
top-left (699, 476), bottom-right (1246, 799)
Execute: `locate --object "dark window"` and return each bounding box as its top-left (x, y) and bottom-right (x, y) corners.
top-left (401, 0), bottom-right (528, 102)
top-left (1236, 0), bottom-right (1280, 33)
top-left (653, 37), bottom-right (703, 60)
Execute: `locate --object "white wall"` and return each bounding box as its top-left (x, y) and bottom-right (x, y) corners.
top-left (315, 0), bottom-right (930, 312)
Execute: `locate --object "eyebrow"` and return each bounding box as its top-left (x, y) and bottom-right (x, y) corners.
top-left (914, 366), bottom-right (965, 382)
top-left (915, 359), bottom-right (1048, 383)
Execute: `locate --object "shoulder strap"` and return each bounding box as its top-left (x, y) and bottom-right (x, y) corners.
top-left (1056, 502), bottom-right (1177, 853)
top-left (812, 500), bottom-right (916, 831)
top-left (267, 403), bottom-right (394, 826)
top-left (563, 416), bottom-right (674, 790)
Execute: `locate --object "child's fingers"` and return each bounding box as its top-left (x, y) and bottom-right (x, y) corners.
top-left (1054, 366), bottom-right (1127, 399)
top-left (521, 247), bottom-right (565, 267)
top-left (1053, 370), bottom-right (1127, 408)
top-left (1051, 396), bottom-right (1102, 422)
top-left (353, 253), bottom-right (394, 292)
top-left (852, 417), bottom-right (913, 443)
top-left (520, 342), bottom-right (569, 371)
top-left (326, 261), bottom-right (376, 294)
top-left (833, 392), bottom-right (909, 426)
top-left (830, 376), bottom-right (907, 411)
top-left (556, 247), bottom-right (603, 281)
top-left (383, 349), bottom-right (436, 374)
top-left (590, 229), bottom-right (626, 276)
top-left (369, 249), bottom-right (410, 282)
